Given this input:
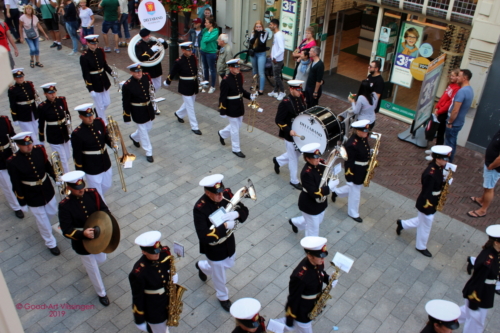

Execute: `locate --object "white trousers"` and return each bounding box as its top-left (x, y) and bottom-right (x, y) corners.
top-left (90, 90), bottom-right (110, 124)
top-left (148, 320), bottom-right (169, 333)
top-left (275, 317), bottom-right (313, 333)
top-left (131, 121), bottom-right (153, 156)
top-left (335, 182), bottom-right (362, 218)
top-left (458, 299), bottom-right (488, 333)
top-left (291, 211), bottom-right (325, 237)
top-left (401, 211), bottom-right (434, 250)
top-left (219, 116), bottom-right (243, 153)
top-left (85, 167), bottom-right (112, 201)
top-left (18, 114), bottom-right (40, 145)
top-left (151, 76), bottom-right (162, 93)
top-left (469, 257), bottom-right (500, 290)
top-left (198, 254), bottom-right (235, 301)
top-left (276, 140), bottom-right (300, 184)
top-left (176, 95), bottom-right (199, 130)
top-left (50, 141), bottom-right (72, 173)
top-left (28, 196), bottom-right (58, 248)
top-left (80, 253), bottom-right (107, 297)
top-left (0, 169), bottom-right (21, 211)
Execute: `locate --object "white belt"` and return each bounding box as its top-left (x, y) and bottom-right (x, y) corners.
top-left (180, 76), bottom-right (196, 80)
top-left (90, 68), bottom-right (104, 74)
top-left (301, 293), bottom-right (319, 300)
top-left (0, 142), bottom-right (10, 152)
top-left (46, 119), bottom-right (66, 126)
top-left (74, 228), bottom-right (84, 231)
top-left (82, 148), bottom-right (106, 155)
top-left (21, 173), bottom-right (47, 186)
top-left (131, 101), bottom-right (151, 106)
top-left (432, 191), bottom-right (441, 196)
top-left (485, 279), bottom-right (497, 285)
top-left (144, 287), bottom-right (165, 295)
top-left (354, 161), bottom-right (368, 166)
top-left (227, 94), bottom-right (242, 100)
top-left (17, 99), bottom-right (35, 105)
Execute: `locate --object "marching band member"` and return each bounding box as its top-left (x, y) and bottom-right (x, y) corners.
top-left (122, 63), bottom-right (156, 163)
top-left (465, 257), bottom-right (500, 294)
top-left (458, 224), bottom-right (500, 333)
top-left (193, 174), bottom-right (249, 312)
top-left (8, 68), bottom-right (40, 144)
top-left (332, 119), bottom-right (371, 223)
top-left (37, 83), bottom-right (72, 173)
top-left (164, 41), bottom-right (202, 135)
top-left (0, 116), bottom-right (23, 218)
top-left (129, 231), bottom-right (175, 333)
top-left (422, 299), bottom-right (460, 333)
top-left (71, 104), bottom-right (113, 200)
top-left (58, 170), bottom-right (110, 306)
top-left (230, 298), bottom-right (267, 333)
top-left (273, 80), bottom-right (307, 191)
top-left (6, 132), bottom-right (60, 255)
top-left (289, 143), bottom-right (338, 237)
top-left (218, 59), bottom-right (254, 158)
top-left (396, 145), bottom-right (452, 257)
top-left (79, 35), bottom-right (113, 124)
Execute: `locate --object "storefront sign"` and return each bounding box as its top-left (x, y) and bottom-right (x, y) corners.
top-left (390, 22), bottom-right (424, 88)
top-left (382, 101), bottom-right (416, 119)
top-left (280, 0), bottom-right (300, 51)
top-left (410, 57), bottom-right (431, 81)
top-left (419, 43), bottom-right (434, 58)
top-left (138, 0), bottom-right (166, 32)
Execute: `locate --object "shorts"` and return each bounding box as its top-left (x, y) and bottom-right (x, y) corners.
top-left (483, 164), bottom-right (500, 189)
top-left (102, 20), bottom-right (119, 34)
top-left (43, 18), bottom-right (59, 31)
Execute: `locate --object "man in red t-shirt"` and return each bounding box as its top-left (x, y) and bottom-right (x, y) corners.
top-left (0, 20), bottom-right (19, 69)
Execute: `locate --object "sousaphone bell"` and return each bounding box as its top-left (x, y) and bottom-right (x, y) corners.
top-left (83, 211), bottom-right (121, 254)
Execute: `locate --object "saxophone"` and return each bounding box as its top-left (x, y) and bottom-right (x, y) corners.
top-left (436, 168), bottom-right (453, 211)
top-left (363, 132), bottom-right (381, 187)
top-left (316, 145), bottom-right (348, 203)
top-left (165, 255), bottom-right (187, 327)
top-left (308, 264), bottom-right (341, 320)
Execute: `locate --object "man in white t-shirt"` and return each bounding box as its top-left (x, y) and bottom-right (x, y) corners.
top-left (268, 18), bottom-right (285, 101)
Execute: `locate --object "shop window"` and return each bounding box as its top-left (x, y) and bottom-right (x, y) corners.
top-left (381, 0), bottom-right (400, 9)
top-left (451, 0), bottom-right (476, 25)
top-left (403, 1), bottom-right (424, 12)
top-left (427, 0), bottom-right (449, 20)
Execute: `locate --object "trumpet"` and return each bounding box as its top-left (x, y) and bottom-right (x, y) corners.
top-left (247, 74), bottom-right (259, 132)
top-left (51, 151), bottom-right (70, 197)
top-left (111, 64), bottom-right (119, 86)
top-left (197, 52), bottom-right (209, 93)
top-left (7, 134), bottom-right (18, 153)
top-left (149, 80), bottom-right (165, 115)
top-left (106, 116), bottom-right (135, 192)
top-left (34, 88), bottom-right (42, 105)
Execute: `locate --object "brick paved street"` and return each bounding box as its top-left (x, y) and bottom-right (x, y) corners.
top-left (1, 26), bottom-right (499, 333)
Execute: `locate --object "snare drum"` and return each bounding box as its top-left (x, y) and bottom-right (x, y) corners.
top-left (291, 106), bottom-right (343, 153)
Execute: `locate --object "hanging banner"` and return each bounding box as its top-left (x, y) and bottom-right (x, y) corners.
top-left (280, 0), bottom-right (300, 51)
top-left (138, 0), bottom-right (167, 32)
top-left (390, 22), bottom-right (424, 88)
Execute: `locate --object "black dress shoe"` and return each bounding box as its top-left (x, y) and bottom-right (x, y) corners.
top-left (289, 219), bottom-right (298, 234)
top-left (396, 219), bottom-right (403, 236)
top-left (195, 262), bottom-right (207, 281)
top-left (192, 129), bottom-right (202, 135)
top-left (129, 134), bottom-right (140, 147)
top-left (416, 248), bottom-right (432, 257)
top-left (350, 216), bottom-right (363, 223)
top-left (290, 182), bottom-right (302, 190)
top-left (466, 256), bottom-right (473, 275)
top-left (174, 112), bottom-right (184, 123)
top-left (273, 157), bottom-right (280, 174)
top-left (219, 299), bottom-right (232, 312)
top-left (218, 131), bottom-right (225, 145)
top-left (49, 246), bottom-right (61, 256)
top-left (331, 192), bottom-right (337, 202)
top-left (146, 156), bottom-right (154, 163)
top-left (233, 151), bottom-right (245, 158)
top-left (15, 210), bottom-right (24, 219)
top-left (98, 295), bottom-right (110, 306)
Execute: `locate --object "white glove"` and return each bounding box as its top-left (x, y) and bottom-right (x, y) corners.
top-left (55, 181), bottom-right (63, 186)
top-left (250, 93), bottom-right (256, 101)
top-left (257, 108), bottom-right (264, 113)
top-left (443, 169), bottom-right (449, 179)
top-left (13, 121), bottom-right (19, 126)
top-left (151, 45), bottom-right (160, 52)
top-left (222, 211), bottom-right (239, 221)
top-left (157, 38), bottom-right (165, 43)
top-left (328, 179), bottom-right (340, 191)
top-left (225, 220), bottom-right (235, 230)
top-left (172, 273), bottom-right (178, 284)
top-left (163, 80), bottom-right (169, 87)
top-left (20, 205), bottom-right (29, 213)
top-left (135, 323), bottom-right (148, 332)
top-left (331, 280), bottom-right (339, 289)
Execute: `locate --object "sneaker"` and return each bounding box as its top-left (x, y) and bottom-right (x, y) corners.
top-left (268, 91), bottom-right (277, 97)
top-left (104, 47), bottom-right (111, 53)
top-left (118, 41), bottom-right (124, 47)
top-left (277, 92), bottom-right (286, 101)
top-left (208, 87), bottom-right (215, 94)
top-left (57, 43), bottom-right (62, 51)
top-left (50, 42), bottom-right (57, 48)
top-left (115, 48), bottom-right (120, 53)
top-left (68, 51), bottom-right (76, 56)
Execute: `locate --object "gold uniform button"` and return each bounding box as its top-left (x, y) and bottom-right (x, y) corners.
top-left (158, 270), bottom-right (161, 273)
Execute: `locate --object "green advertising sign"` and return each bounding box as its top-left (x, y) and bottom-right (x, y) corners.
top-left (381, 101), bottom-right (415, 119)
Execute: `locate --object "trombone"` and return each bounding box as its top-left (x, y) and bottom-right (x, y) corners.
top-left (247, 74), bottom-right (259, 132)
top-left (106, 116), bottom-right (136, 192)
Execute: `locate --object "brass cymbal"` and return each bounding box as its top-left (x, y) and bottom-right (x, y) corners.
top-left (103, 212), bottom-right (120, 253)
top-left (83, 211), bottom-right (113, 254)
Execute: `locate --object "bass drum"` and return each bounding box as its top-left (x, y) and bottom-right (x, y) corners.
top-left (291, 106), bottom-right (343, 154)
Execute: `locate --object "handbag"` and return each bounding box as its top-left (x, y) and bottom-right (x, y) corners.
top-left (80, 28), bottom-right (87, 45)
top-left (24, 16), bottom-right (38, 39)
top-left (248, 48), bottom-right (255, 57)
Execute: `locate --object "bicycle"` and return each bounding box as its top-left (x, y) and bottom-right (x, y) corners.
top-left (233, 49), bottom-right (278, 89)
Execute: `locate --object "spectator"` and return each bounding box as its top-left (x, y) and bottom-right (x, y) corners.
top-left (188, 18), bottom-right (203, 57)
top-left (294, 48), bottom-right (311, 82)
top-left (444, 69), bottom-right (474, 162)
top-left (197, 1), bottom-right (212, 19)
top-left (367, 60), bottom-right (384, 113)
top-left (433, 69), bottom-right (460, 145)
top-left (467, 128), bottom-right (500, 218)
top-left (200, 16), bottom-right (219, 93)
top-left (5, 0), bottom-right (21, 42)
top-left (117, 0), bottom-right (130, 47)
top-left (268, 18), bottom-right (285, 100)
top-left (0, 18), bottom-right (19, 68)
top-left (305, 46), bottom-right (324, 108)
top-left (79, 0), bottom-right (95, 51)
top-left (349, 80), bottom-right (378, 128)
top-left (292, 26), bottom-right (316, 77)
top-left (200, 7), bottom-right (212, 29)
top-left (249, 20), bottom-right (268, 95)
top-left (19, 5), bottom-right (48, 68)
top-left (60, 0), bottom-right (80, 56)
top-left (99, 0), bottom-right (121, 53)
top-left (36, 0), bottom-right (62, 50)
top-left (216, 33), bottom-right (233, 82)
top-left (128, 0), bottom-right (139, 30)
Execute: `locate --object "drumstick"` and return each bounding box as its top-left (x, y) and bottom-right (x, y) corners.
top-left (293, 134), bottom-right (305, 140)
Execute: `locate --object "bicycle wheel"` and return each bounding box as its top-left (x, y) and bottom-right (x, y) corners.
top-left (234, 50), bottom-right (252, 72)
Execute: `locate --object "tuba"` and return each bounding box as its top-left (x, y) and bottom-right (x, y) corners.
top-left (308, 264), bottom-right (341, 320)
top-left (316, 145), bottom-right (348, 203)
top-left (165, 255), bottom-right (187, 326)
top-left (106, 116), bottom-right (136, 192)
top-left (111, 64), bottom-right (119, 86)
top-left (51, 151), bottom-right (70, 197)
top-left (363, 132), bottom-right (381, 187)
top-left (128, 35), bottom-right (165, 67)
top-left (247, 74), bottom-right (259, 133)
top-left (209, 179), bottom-right (257, 246)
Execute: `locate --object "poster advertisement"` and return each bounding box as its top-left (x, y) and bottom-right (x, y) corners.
top-left (280, 0), bottom-right (300, 51)
top-left (390, 22), bottom-right (424, 88)
top-left (379, 27), bottom-right (391, 43)
top-left (138, 0), bottom-right (166, 32)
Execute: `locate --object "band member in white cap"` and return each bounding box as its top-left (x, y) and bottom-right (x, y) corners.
top-left (0, 116), bottom-right (24, 218)
top-left (37, 82), bottom-right (72, 173)
top-left (274, 80), bottom-right (307, 191)
top-left (289, 143), bottom-right (338, 237)
top-left (71, 103), bottom-right (113, 199)
top-left (332, 119), bottom-right (371, 223)
top-left (6, 132), bottom-right (60, 255)
top-left (230, 298), bottom-right (267, 333)
top-left (58, 170), bottom-right (110, 306)
top-left (80, 35), bottom-right (113, 124)
top-left (422, 299), bottom-right (460, 333)
top-left (465, 256), bottom-right (500, 294)
top-left (458, 224), bottom-right (500, 333)
top-left (8, 68), bottom-right (40, 144)
top-left (396, 145), bottom-right (453, 257)
top-left (218, 59), bottom-right (255, 158)
top-left (164, 41), bottom-right (202, 135)
top-left (129, 231), bottom-right (177, 333)
top-left (194, 173), bottom-right (249, 312)
top-left (122, 63), bottom-right (156, 163)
